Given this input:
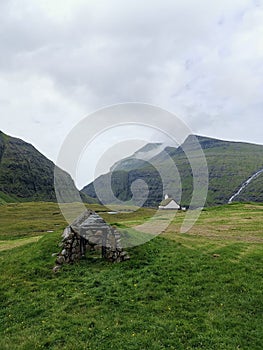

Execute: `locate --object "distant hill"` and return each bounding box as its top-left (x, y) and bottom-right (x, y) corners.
top-left (81, 135), bottom-right (263, 207)
top-left (0, 131), bottom-right (96, 204)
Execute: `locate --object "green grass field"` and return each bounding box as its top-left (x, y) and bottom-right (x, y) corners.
top-left (0, 202), bottom-right (262, 349)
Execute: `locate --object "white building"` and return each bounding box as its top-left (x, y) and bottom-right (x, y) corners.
top-left (158, 194), bottom-right (181, 210)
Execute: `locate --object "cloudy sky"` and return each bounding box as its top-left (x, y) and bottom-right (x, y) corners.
top-left (1, 0), bottom-right (263, 185)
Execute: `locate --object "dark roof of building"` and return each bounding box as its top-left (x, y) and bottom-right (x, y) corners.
top-left (159, 198), bottom-right (175, 206)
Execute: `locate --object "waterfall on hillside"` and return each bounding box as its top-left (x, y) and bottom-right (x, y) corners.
top-left (228, 168), bottom-right (263, 203)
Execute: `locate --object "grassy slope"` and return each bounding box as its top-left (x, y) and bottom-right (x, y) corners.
top-left (0, 202), bottom-right (262, 349)
top-left (0, 191), bottom-right (20, 205)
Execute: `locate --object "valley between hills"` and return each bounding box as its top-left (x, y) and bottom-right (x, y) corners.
top-left (0, 130), bottom-right (262, 349)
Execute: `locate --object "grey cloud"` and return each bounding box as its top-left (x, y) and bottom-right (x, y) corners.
top-left (0, 0), bottom-right (262, 171)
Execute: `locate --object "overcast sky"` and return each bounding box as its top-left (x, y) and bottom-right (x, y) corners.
top-left (1, 0), bottom-right (263, 186)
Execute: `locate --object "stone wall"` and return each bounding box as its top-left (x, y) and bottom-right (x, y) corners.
top-left (53, 210), bottom-right (130, 272)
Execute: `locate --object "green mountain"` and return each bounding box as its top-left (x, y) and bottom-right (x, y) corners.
top-left (0, 131), bottom-right (95, 204)
top-left (81, 135), bottom-right (263, 207)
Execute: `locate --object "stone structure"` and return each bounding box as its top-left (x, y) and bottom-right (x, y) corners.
top-left (53, 210), bottom-right (130, 272)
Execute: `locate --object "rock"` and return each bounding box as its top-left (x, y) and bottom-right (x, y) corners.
top-left (123, 254), bottom-right (130, 261)
top-left (61, 249), bottom-right (67, 256)
top-left (62, 227), bottom-right (72, 240)
top-left (56, 255), bottom-right (65, 265)
top-left (53, 265), bottom-right (61, 273)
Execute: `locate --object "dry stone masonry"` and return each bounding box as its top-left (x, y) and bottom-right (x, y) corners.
top-left (53, 210), bottom-right (130, 272)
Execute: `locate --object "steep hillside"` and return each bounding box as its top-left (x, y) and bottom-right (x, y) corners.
top-left (0, 131), bottom-right (95, 204)
top-left (82, 135), bottom-right (263, 207)
top-left (234, 172), bottom-right (263, 203)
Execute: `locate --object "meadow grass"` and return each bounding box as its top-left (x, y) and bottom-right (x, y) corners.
top-left (0, 202), bottom-right (262, 349)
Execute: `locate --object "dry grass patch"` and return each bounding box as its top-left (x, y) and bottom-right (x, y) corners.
top-left (0, 236), bottom-right (43, 251)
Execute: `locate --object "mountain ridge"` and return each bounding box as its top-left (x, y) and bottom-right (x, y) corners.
top-left (82, 134), bottom-right (263, 207)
